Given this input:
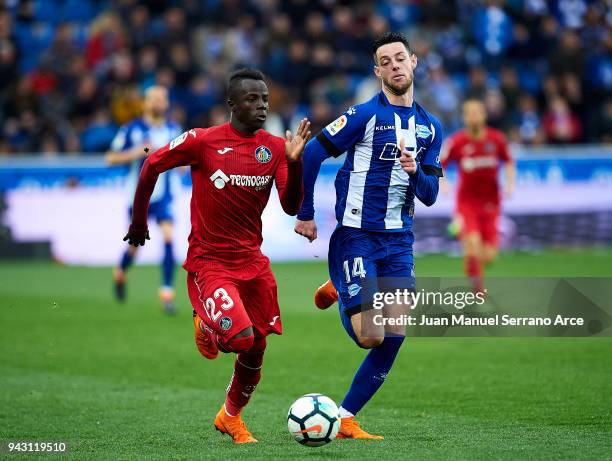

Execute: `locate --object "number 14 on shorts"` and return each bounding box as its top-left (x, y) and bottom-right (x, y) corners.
top-left (343, 257), bottom-right (367, 283)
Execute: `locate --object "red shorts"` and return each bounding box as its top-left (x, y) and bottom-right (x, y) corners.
top-left (457, 202), bottom-right (500, 246)
top-left (187, 256), bottom-right (281, 340)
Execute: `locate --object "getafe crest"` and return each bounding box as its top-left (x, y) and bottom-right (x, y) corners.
top-left (254, 145), bottom-right (272, 163)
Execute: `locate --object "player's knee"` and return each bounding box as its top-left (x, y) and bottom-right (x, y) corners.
top-left (224, 328), bottom-right (255, 353)
top-left (357, 335), bottom-right (384, 349)
top-left (247, 335), bottom-right (266, 354)
top-left (483, 248), bottom-right (497, 264)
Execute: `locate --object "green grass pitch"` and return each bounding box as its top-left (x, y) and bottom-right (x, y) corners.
top-left (1, 249), bottom-right (611, 460)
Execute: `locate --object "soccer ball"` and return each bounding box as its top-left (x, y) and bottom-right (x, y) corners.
top-left (287, 393), bottom-right (340, 447)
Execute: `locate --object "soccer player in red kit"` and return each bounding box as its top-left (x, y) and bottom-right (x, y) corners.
top-left (123, 68), bottom-right (311, 444)
top-left (441, 99), bottom-right (515, 292)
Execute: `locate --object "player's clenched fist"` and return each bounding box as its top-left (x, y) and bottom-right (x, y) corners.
top-left (399, 138), bottom-right (417, 174)
top-left (123, 226), bottom-right (150, 247)
top-left (285, 118), bottom-right (312, 162)
top-left (294, 219), bottom-right (317, 242)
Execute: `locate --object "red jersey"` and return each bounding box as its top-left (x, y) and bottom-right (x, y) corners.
top-left (130, 123), bottom-right (303, 272)
top-left (441, 127), bottom-right (512, 204)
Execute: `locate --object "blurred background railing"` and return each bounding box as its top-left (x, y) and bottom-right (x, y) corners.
top-left (2, 145), bottom-right (611, 264)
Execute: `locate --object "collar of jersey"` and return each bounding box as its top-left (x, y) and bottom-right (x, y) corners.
top-left (228, 122), bottom-right (257, 138)
top-left (379, 91), bottom-right (414, 113)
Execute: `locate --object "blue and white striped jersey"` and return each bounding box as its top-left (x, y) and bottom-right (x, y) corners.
top-left (111, 118), bottom-right (182, 203)
top-left (316, 91), bottom-right (443, 232)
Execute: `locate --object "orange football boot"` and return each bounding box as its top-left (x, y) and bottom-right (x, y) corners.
top-left (214, 406), bottom-right (258, 444)
top-left (336, 417), bottom-right (384, 439)
top-left (314, 279), bottom-right (338, 309)
top-left (193, 311), bottom-right (218, 360)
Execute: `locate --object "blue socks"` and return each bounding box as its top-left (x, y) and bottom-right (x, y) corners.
top-left (161, 241), bottom-right (175, 288)
top-left (340, 335), bottom-right (405, 416)
top-left (119, 249), bottom-right (134, 271)
top-left (119, 242), bottom-right (174, 289)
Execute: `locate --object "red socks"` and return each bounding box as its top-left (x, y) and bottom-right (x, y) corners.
top-left (224, 338), bottom-right (266, 416)
top-left (465, 255), bottom-right (484, 293)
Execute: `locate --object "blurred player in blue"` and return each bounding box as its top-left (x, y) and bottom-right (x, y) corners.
top-left (105, 86), bottom-right (182, 314)
top-left (295, 32), bottom-right (443, 438)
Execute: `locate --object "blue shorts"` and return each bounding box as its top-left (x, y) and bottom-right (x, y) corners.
top-left (328, 226), bottom-right (415, 346)
top-left (129, 198), bottom-right (173, 224)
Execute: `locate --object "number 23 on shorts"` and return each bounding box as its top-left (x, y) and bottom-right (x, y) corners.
top-left (204, 287), bottom-right (234, 322)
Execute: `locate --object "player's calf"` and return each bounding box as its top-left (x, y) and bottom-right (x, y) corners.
top-left (350, 309), bottom-right (385, 349)
top-left (224, 336), bottom-right (266, 416)
top-left (356, 336), bottom-right (384, 349)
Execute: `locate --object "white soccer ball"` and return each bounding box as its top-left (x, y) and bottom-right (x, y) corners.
top-left (287, 393), bottom-right (340, 447)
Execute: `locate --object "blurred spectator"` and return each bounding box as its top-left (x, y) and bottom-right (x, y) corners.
top-left (422, 64), bottom-right (462, 132)
top-left (43, 23), bottom-right (79, 76)
top-left (483, 87), bottom-right (509, 130)
top-left (595, 100), bottom-right (612, 144)
top-left (471, 0), bottom-right (513, 61)
top-left (69, 73), bottom-right (103, 123)
top-left (549, 30), bottom-right (585, 78)
top-left (510, 94), bottom-right (546, 145)
top-left (111, 83), bottom-right (142, 125)
top-left (543, 96), bottom-right (582, 144)
top-left (554, 0), bottom-right (588, 29)
top-left (0, 7), bottom-right (18, 94)
top-left (125, 5), bottom-right (153, 52)
top-left (308, 99), bottom-right (334, 135)
top-left (167, 42), bottom-right (198, 88)
top-left (465, 66), bottom-right (488, 100)
top-left (80, 109), bottom-right (117, 153)
top-left (499, 66), bottom-right (521, 114)
top-left (85, 13), bottom-right (126, 71)
top-left (183, 74), bottom-right (219, 127)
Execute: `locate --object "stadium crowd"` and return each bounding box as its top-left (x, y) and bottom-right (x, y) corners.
top-left (0, 0), bottom-right (610, 155)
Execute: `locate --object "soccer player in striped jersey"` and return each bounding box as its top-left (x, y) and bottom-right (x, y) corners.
top-left (106, 86), bottom-right (182, 313)
top-left (294, 32), bottom-right (443, 439)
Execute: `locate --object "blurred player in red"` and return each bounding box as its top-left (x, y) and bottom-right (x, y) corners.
top-left (123, 68), bottom-right (311, 444)
top-left (440, 98), bottom-right (515, 292)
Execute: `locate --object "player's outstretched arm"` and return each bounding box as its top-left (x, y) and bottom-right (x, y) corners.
top-left (123, 227), bottom-right (150, 246)
top-left (285, 118), bottom-right (312, 162)
top-left (295, 219), bottom-right (317, 242)
top-left (123, 130), bottom-right (201, 247)
top-left (105, 145), bottom-right (149, 166)
top-left (438, 138), bottom-right (454, 195)
top-left (294, 136), bottom-right (333, 242)
top-left (274, 119), bottom-right (311, 217)
top-left (503, 162), bottom-right (516, 197)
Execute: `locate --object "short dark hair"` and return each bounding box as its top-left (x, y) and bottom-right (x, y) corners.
top-left (372, 32), bottom-right (411, 63)
top-left (227, 68), bottom-right (266, 100)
